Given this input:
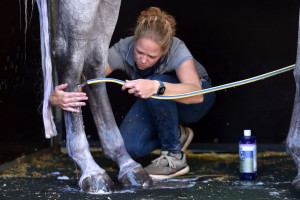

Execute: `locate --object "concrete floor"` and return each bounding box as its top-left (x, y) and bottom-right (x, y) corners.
top-left (0, 147), bottom-right (300, 199)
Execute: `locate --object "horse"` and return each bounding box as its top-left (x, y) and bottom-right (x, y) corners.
top-left (36, 0), bottom-right (152, 193)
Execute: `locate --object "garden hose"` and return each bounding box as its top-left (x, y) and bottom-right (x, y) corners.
top-left (78, 64), bottom-right (295, 100)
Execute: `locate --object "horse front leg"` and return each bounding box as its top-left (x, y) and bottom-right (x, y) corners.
top-left (64, 108), bottom-right (114, 192)
top-left (54, 54), bottom-right (115, 193)
top-left (286, 9), bottom-right (300, 189)
top-left (85, 82), bottom-right (152, 187)
top-left (54, 57), bottom-right (114, 192)
top-left (51, 0), bottom-right (115, 193)
top-left (82, 0), bottom-right (152, 187)
top-left (286, 69), bottom-right (300, 190)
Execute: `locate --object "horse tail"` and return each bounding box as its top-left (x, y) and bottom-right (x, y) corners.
top-left (36, 0), bottom-right (57, 138)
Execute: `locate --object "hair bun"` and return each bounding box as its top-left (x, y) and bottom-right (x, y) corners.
top-left (135, 7), bottom-right (176, 51)
top-left (140, 7), bottom-right (163, 18)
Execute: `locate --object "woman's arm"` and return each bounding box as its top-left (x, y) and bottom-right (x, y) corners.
top-left (122, 59), bottom-right (203, 104)
top-left (165, 59), bottom-right (203, 104)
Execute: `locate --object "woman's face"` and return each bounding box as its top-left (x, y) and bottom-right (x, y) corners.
top-left (134, 38), bottom-right (165, 70)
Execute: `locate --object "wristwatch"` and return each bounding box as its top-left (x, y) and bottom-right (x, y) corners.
top-left (157, 80), bottom-right (165, 95)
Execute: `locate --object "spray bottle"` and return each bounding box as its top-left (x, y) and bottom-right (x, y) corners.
top-left (239, 129), bottom-right (257, 180)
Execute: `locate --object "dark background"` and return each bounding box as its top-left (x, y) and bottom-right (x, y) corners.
top-left (0, 0), bottom-right (299, 162)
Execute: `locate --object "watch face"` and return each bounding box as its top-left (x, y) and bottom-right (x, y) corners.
top-left (158, 87), bottom-right (165, 95)
top-left (157, 81), bottom-right (165, 95)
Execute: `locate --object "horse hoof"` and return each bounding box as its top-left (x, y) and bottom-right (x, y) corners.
top-left (118, 166), bottom-right (153, 187)
top-left (292, 175), bottom-right (300, 190)
top-left (81, 172), bottom-right (115, 193)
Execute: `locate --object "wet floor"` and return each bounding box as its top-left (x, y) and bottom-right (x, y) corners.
top-left (0, 148), bottom-right (300, 199)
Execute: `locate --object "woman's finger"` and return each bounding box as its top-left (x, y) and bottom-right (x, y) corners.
top-left (64, 107), bottom-right (80, 113)
top-left (71, 102), bottom-right (86, 107)
top-left (65, 92), bottom-right (87, 98)
top-left (55, 83), bottom-right (68, 91)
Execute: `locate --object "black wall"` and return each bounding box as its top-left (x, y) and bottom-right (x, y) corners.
top-left (0, 1), bottom-right (47, 162)
top-left (0, 1), bottom-right (45, 142)
top-left (1, 0), bottom-right (299, 153)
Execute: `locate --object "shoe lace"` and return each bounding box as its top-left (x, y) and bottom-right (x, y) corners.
top-left (152, 154), bottom-right (176, 169)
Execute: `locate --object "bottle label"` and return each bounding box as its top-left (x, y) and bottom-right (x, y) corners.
top-left (239, 144), bottom-right (257, 173)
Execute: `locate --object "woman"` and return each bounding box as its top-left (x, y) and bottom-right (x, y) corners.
top-left (50, 7), bottom-right (216, 179)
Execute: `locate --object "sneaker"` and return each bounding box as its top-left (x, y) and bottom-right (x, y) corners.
top-left (144, 151), bottom-right (190, 179)
top-left (179, 125), bottom-right (194, 151)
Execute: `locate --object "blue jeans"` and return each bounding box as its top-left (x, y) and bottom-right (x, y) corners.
top-left (120, 74), bottom-right (216, 158)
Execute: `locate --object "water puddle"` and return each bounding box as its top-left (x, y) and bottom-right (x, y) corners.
top-left (150, 177), bottom-right (197, 189)
top-left (60, 177), bottom-right (198, 195)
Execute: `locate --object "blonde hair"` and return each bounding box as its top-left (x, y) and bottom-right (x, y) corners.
top-left (134, 7), bottom-right (176, 52)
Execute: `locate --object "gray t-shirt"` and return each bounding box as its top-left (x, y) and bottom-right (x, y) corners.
top-left (108, 36), bottom-right (208, 79)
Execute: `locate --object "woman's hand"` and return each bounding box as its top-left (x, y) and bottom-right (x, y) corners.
top-left (50, 83), bottom-right (88, 113)
top-left (122, 79), bottom-right (160, 99)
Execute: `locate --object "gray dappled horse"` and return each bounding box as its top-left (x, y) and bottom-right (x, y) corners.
top-left (37, 0), bottom-right (152, 193)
